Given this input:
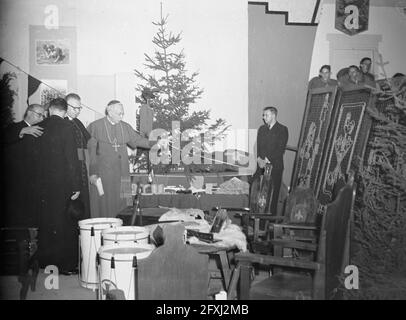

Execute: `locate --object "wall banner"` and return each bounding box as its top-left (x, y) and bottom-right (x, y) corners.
top-left (335, 0), bottom-right (369, 36)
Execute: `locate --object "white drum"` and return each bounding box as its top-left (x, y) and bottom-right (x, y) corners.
top-left (102, 226), bottom-right (149, 246)
top-left (78, 218), bottom-right (123, 289)
top-left (97, 244), bottom-right (154, 300)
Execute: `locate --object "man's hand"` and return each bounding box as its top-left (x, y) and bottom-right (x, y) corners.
top-left (257, 157), bottom-right (265, 168)
top-left (71, 191), bottom-right (80, 200)
top-left (89, 175), bottom-right (99, 185)
top-left (20, 126), bottom-right (43, 138)
top-left (258, 157), bottom-right (271, 168)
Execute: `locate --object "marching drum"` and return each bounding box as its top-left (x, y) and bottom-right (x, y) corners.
top-left (78, 218), bottom-right (123, 289)
top-left (97, 244), bottom-right (154, 300)
top-left (102, 226), bottom-right (149, 246)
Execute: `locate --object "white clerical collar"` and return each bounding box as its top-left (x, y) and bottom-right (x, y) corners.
top-left (106, 116), bottom-right (118, 125)
top-left (268, 122), bottom-right (276, 130)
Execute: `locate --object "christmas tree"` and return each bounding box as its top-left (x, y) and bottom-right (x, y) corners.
top-left (134, 7), bottom-right (229, 144)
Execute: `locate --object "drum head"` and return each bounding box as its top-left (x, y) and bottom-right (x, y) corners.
top-left (79, 218), bottom-right (123, 230)
top-left (102, 247), bottom-right (150, 255)
top-left (99, 244), bottom-right (154, 261)
top-left (102, 226), bottom-right (149, 242)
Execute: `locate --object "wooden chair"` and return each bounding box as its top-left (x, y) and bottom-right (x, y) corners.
top-left (220, 185), bottom-right (318, 255)
top-left (233, 183), bottom-right (355, 300)
top-left (212, 171), bottom-right (282, 254)
top-left (271, 186), bottom-right (320, 260)
top-left (0, 228), bottom-right (39, 300)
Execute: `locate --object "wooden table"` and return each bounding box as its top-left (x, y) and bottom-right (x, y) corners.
top-left (117, 193), bottom-right (249, 226)
top-left (139, 193), bottom-right (249, 212)
top-left (191, 243), bottom-right (239, 294)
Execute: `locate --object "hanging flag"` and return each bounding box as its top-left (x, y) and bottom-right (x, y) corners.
top-left (335, 0), bottom-right (369, 36)
top-left (27, 74), bottom-right (42, 105)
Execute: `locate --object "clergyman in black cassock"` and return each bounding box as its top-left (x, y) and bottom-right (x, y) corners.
top-left (65, 93), bottom-right (91, 220)
top-left (1, 104), bottom-right (45, 227)
top-left (35, 98), bottom-right (81, 272)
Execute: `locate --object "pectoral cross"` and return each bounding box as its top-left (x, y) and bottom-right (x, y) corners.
top-left (112, 138), bottom-right (120, 152)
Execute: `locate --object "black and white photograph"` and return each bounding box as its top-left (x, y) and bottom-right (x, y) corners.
top-left (0, 0), bottom-right (406, 306)
top-left (35, 39), bottom-right (70, 65)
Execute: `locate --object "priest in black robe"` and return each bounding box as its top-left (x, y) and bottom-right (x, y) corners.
top-left (35, 98), bottom-right (81, 273)
top-left (65, 93), bottom-right (91, 220)
top-left (1, 104), bottom-right (45, 227)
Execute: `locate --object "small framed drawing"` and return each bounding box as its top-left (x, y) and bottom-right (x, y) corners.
top-left (36, 39), bottom-right (70, 65)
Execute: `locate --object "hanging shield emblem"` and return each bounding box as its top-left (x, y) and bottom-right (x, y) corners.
top-left (335, 0), bottom-right (369, 36)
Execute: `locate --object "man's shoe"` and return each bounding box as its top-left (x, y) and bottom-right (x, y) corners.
top-left (59, 270), bottom-right (73, 276)
top-left (60, 269), bottom-right (78, 276)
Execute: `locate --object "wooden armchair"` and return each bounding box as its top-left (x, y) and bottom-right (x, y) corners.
top-left (233, 183), bottom-right (355, 300)
top-left (270, 186), bottom-right (320, 260)
top-left (0, 228), bottom-right (39, 300)
top-left (219, 185), bottom-right (318, 256)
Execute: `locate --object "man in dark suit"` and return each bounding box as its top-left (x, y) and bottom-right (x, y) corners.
top-left (1, 104), bottom-right (45, 227)
top-left (254, 106), bottom-right (289, 215)
top-left (35, 98), bottom-right (81, 274)
top-left (65, 93), bottom-right (91, 220)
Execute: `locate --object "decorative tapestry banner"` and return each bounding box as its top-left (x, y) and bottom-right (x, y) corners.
top-left (317, 88), bottom-right (374, 211)
top-left (291, 86), bottom-right (338, 191)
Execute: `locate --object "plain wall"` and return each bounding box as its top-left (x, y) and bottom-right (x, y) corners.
top-left (248, 4), bottom-right (318, 187)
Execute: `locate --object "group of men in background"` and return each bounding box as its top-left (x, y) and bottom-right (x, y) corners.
top-left (308, 57), bottom-right (378, 91)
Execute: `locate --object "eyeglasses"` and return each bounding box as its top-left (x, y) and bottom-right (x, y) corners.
top-left (70, 106), bottom-right (82, 111)
top-left (31, 110), bottom-right (45, 118)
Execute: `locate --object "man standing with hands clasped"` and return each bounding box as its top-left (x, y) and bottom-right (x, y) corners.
top-left (254, 106), bottom-right (288, 216)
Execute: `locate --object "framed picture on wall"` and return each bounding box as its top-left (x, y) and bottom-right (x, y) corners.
top-left (35, 39), bottom-right (70, 65)
top-left (40, 79), bottom-right (67, 106)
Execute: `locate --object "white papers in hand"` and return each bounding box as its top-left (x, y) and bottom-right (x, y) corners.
top-left (96, 178), bottom-right (104, 196)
